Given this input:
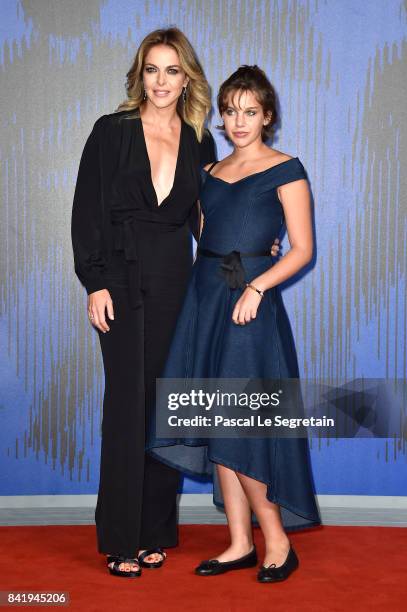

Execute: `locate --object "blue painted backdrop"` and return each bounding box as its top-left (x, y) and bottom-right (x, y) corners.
top-left (0, 0), bottom-right (406, 497)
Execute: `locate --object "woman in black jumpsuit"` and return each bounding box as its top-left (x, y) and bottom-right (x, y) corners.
top-left (71, 28), bottom-right (216, 575)
top-left (72, 29), bottom-right (279, 576)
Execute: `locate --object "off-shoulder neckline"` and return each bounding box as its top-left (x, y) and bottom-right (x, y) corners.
top-left (202, 156), bottom-right (300, 186)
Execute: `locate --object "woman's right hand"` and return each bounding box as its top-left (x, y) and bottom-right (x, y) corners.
top-left (271, 238), bottom-right (281, 257)
top-left (88, 289), bottom-right (114, 333)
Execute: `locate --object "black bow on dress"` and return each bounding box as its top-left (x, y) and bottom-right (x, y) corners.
top-left (220, 251), bottom-right (246, 289)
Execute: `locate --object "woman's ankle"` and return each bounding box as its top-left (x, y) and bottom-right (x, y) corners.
top-left (229, 538), bottom-right (254, 554)
top-left (264, 533), bottom-right (290, 553)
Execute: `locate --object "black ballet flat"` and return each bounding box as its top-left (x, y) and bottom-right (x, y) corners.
top-left (257, 546), bottom-right (299, 583)
top-left (195, 547), bottom-right (257, 576)
top-left (107, 555), bottom-right (142, 578)
top-left (138, 548), bottom-right (167, 569)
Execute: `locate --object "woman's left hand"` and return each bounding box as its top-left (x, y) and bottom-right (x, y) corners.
top-left (232, 287), bottom-right (263, 325)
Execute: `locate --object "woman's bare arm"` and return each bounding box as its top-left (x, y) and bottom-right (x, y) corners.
top-left (232, 178), bottom-right (312, 324)
top-left (252, 178), bottom-right (312, 290)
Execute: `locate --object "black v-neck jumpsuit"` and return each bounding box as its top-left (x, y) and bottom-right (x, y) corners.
top-left (71, 111), bottom-right (216, 556)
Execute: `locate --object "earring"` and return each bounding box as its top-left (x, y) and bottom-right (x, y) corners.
top-left (143, 89), bottom-right (147, 101)
top-left (182, 86), bottom-right (187, 103)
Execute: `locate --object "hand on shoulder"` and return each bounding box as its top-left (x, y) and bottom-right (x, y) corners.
top-left (203, 153), bottom-right (234, 173)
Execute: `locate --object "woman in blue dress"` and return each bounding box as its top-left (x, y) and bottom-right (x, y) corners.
top-left (148, 65), bottom-right (321, 583)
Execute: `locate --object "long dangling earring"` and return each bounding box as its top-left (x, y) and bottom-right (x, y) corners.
top-left (182, 86), bottom-right (187, 103)
top-left (143, 89), bottom-right (147, 101)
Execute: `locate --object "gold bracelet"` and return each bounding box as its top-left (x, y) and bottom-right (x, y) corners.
top-left (246, 283), bottom-right (265, 298)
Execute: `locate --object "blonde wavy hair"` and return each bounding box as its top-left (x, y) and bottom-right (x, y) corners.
top-left (117, 28), bottom-right (211, 142)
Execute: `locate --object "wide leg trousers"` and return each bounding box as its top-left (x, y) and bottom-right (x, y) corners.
top-left (95, 283), bottom-right (184, 557)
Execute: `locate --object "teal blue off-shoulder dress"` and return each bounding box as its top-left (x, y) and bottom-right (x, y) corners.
top-left (147, 157), bottom-right (321, 532)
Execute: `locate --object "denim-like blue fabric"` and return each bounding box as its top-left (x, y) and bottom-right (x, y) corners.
top-left (148, 159), bottom-right (321, 530)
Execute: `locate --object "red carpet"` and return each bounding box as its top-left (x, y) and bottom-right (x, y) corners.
top-left (0, 525), bottom-right (405, 611)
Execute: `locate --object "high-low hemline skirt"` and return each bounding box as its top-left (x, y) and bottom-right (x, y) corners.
top-left (147, 255), bottom-right (321, 531)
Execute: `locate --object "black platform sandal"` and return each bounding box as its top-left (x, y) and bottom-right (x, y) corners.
top-left (138, 548), bottom-right (167, 569)
top-left (106, 555), bottom-right (142, 577)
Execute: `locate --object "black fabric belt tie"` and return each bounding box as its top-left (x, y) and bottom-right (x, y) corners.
top-left (197, 247), bottom-right (270, 290)
top-left (112, 217), bottom-right (142, 309)
top-left (112, 214), bottom-right (185, 309)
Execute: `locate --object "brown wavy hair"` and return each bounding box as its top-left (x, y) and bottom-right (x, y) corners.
top-left (117, 28), bottom-right (211, 141)
top-left (217, 65), bottom-right (278, 141)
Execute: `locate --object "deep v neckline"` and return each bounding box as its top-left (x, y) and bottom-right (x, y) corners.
top-left (140, 117), bottom-right (184, 208)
